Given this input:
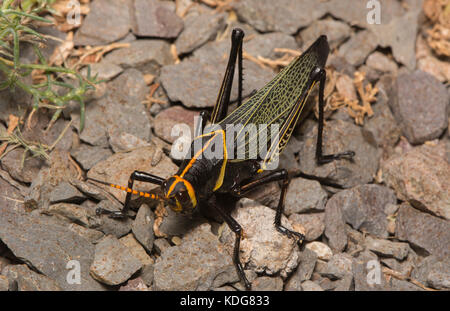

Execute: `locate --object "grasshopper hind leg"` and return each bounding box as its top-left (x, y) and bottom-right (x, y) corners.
top-left (210, 28), bottom-right (244, 123)
top-left (313, 67), bottom-right (355, 165)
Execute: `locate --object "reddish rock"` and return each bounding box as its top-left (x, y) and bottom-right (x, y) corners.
top-left (396, 204), bottom-right (450, 260)
top-left (154, 106), bottom-right (198, 144)
top-left (131, 0), bottom-right (183, 38)
top-left (390, 70), bottom-right (449, 144)
top-left (382, 144), bottom-right (450, 220)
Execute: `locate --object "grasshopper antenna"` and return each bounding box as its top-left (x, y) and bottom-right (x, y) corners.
top-left (87, 177), bottom-right (167, 202)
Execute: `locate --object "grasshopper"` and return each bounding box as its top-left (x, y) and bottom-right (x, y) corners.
top-left (91, 28), bottom-right (354, 290)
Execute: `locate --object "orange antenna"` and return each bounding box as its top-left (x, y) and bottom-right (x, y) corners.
top-left (87, 177), bottom-right (166, 202)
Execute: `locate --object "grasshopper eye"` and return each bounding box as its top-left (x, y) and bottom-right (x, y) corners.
top-left (176, 189), bottom-right (190, 204)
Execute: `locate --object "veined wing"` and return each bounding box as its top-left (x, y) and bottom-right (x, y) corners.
top-left (217, 35), bottom-right (329, 162)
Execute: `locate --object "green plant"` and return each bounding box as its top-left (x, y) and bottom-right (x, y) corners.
top-left (0, 0), bottom-right (101, 132)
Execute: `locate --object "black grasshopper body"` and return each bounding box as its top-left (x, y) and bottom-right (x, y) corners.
top-left (92, 29), bottom-right (354, 290)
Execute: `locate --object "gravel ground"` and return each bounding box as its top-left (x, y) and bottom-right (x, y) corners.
top-left (0, 0), bottom-right (449, 291)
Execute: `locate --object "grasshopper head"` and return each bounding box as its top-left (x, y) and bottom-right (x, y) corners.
top-left (162, 175), bottom-right (197, 214)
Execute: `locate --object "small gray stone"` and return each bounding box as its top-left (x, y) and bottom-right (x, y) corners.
top-left (220, 199), bottom-right (300, 277)
top-left (322, 253), bottom-right (353, 280)
top-left (380, 256), bottom-right (416, 278)
top-left (25, 149), bottom-right (79, 210)
top-left (301, 280), bottom-right (323, 291)
top-left (119, 277), bottom-right (150, 291)
top-left (396, 204), bottom-right (450, 260)
top-left (153, 238), bottom-right (171, 255)
top-left (427, 262), bottom-right (450, 290)
top-left (365, 75), bottom-right (402, 153)
top-left (366, 52), bottom-right (398, 75)
top-left (332, 184), bottom-right (396, 238)
top-left (333, 274), bottom-right (354, 291)
top-left (73, 69), bottom-right (151, 147)
top-left (324, 195), bottom-right (347, 252)
top-left (364, 236), bottom-right (409, 260)
top-left (286, 248), bottom-right (317, 289)
top-left (95, 206), bottom-right (133, 238)
top-left (0, 256), bottom-right (11, 274)
top-left (413, 256), bottom-right (450, 290)
top-left (251, 276), bottom-right (283, 291)
top-left (71, 144), bottom-right (113, 171)
top-left (108, 132), bottom-right (151, 153)
top-left (284, 178), bottom-right (327, 215)
top-left (390, 278), bottom-right (422, 291)
top-left (327, 55), bottom-right (356, 77)
top-left (176, 11), bottom-right (226, 54)
top-left (288, 213), bottom-right (324, 241)
top-left (370, 10), bottom-right (420, 70)
top-left (412, 255), bottom-right (438, 285)
top-left (358, 65), bottom-right (381, 83)
top-left (0, 275), bottom-right (9, 291)
top-left (67, 223), bottom-right (104, 243)
top-left (2, 264), bottom-right (61, 291)
top-left (117, 32), bottom-right (136, 44)
top-left (244, 32), bottom-right (299, 59)
top-left (132, 204), bottom-right (155, 253)
top-left (138, 264), bottom-right (154, 287)
top-left (305, 242), bottom-right (333, 261)
top-left (0, 191), bottom-right (105, 290)
top-left (298, 120), bottom-right (379, 189)
top-left (0, 174), bottom-right (25, 216)
top-left (300, 18), bottom-right (351, 50)
top-left (0, 147), bottom-right (44, 184)
top-left (154, 106), bottom-right (198, 143)
top-left (43, 203), bottom-right (94, 227)
top-left (81, 62), bottom-right (123, 82)
top-left (284, 276), bottom-right (302, 291)
top-left (390, 70), bottom-right (449, 145)
top-left (74, 0), bottom-right (131, 46)
top-left (345, 225), bottom-right (365, 256)
top-left (382, 144), bottom-right (450, 220)
top-left (313, 259), bottom-right (329, 275)
top-left (278, 136), bottom-right (302, 172)
top-left (90, 235), bottom-right (142, 286)
top-left (119, 233), bottom-right (153, 266)
top-left (338, 30), bottom-right (378, 66)
top-left (49, 181), bottom-right (86, 204)
top-left (103, 40), bottom-right (173, 75)
top-left (153, 224), bottom-right (239, 291)
top-left (235, 0), bottom-right (327, 34)
top-left (131, 0), bottom-right (183, 38)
